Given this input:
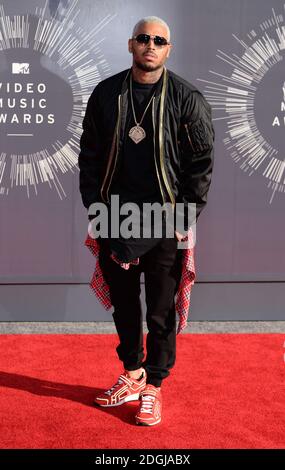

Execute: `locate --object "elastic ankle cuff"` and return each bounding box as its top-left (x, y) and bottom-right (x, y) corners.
top-left (146, 381), bottom-right (161, 388)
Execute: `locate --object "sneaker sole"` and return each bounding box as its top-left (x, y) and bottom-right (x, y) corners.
top-left (94, 392), bottom-right (142, 407)
top-left (135, 417), bottom-right (161, 426)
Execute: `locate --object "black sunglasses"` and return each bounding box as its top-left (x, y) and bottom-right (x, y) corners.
top-left (133, 34), bottom-right (169, 47)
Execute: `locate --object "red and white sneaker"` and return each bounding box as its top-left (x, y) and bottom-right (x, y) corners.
top-left (135, 384), bottom-right (162, 426)
top-left (93, 369), bottom-right (147, 407)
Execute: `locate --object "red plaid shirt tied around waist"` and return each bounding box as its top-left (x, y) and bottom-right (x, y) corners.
top-left (84, 229), bottom-right (196, 334)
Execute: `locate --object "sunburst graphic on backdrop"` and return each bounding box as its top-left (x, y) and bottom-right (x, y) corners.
top-left (0, 0), bottom-right (116, 198)
top-left (197, 4), bottom-right (285, 203)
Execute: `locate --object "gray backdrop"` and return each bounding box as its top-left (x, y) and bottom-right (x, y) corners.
top-left (0, 0), bottom-right (284, 321)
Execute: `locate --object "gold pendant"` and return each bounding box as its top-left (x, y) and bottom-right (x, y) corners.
top-left (128, 125), bottom-right (146, 144)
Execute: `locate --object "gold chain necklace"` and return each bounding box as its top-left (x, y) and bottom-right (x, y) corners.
top-left (128, 74), bottom-right (157, 144)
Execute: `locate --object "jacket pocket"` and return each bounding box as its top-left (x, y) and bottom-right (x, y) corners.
top-left (184, 118), bottom-right (213, 154)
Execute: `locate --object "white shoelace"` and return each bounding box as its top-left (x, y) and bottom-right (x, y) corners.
top-left (140, 394), bottom-right (155, 414)
top-left (104, 377), bottom-right (124, 396)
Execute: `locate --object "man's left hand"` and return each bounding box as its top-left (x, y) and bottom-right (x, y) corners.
top-left (175, 230), bottom-right (186, 242)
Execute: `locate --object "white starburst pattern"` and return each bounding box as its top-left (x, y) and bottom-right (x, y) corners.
top-left (197, 4), bottom-right (285, 203)
top-left (0, 0), bottom-right (116, 199)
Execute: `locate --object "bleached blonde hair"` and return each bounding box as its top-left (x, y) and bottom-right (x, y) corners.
top-left (132, 16), bottom-right (171, 42)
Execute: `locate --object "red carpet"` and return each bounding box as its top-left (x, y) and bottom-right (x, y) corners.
top-left (0, 333), bottom-right (284, 448)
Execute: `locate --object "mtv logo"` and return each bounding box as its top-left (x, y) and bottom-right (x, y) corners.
top-left (12, 63), bottom-right (30, 74)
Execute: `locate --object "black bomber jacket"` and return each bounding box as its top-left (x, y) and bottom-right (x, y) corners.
top-left (78, 66), bottom-right (215, 230)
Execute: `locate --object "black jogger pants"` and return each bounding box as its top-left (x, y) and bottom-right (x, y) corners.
top-left (98, 236), bottom-right (183, 387)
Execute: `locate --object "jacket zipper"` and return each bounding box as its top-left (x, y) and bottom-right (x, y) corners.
top-left (152, 96), bottom-right (166, 205)
top-left (158, 73), bottom-right (176, 210)
top-left (184, 123), bottom-right (195, 152)
top-left (100, 94), bottom-right (122, 203)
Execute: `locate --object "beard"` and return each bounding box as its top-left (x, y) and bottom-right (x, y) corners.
top-left (134, 57), bottom-right (162, 73)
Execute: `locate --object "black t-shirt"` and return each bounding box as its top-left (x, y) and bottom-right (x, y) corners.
top-left (105, 74), bottom-right (168, 262)
top-left (110, 77), bottom-right (163, 205)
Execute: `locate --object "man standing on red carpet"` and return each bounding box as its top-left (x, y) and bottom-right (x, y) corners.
top-left (78, 15), bottom-right (215, 426)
